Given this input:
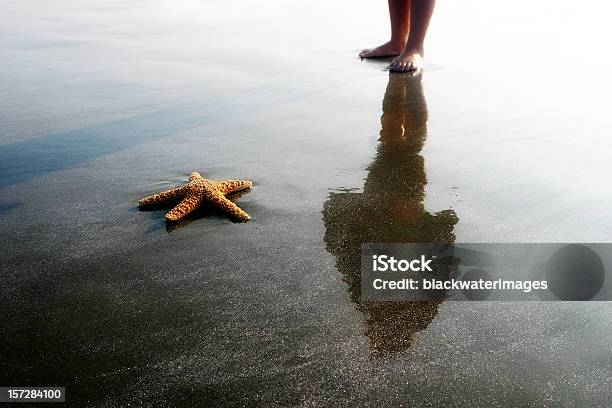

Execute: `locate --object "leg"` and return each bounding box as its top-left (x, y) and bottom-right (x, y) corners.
top-left (390, 0), bottom-right (436, 72)
top-left (379, 73), bottom-right (407, 143)
top-left (359, 0), bottom-right (410, 59)
top-left (208, 192), bottom-right (251, 221)
top-left (214, 180), bottom-right (252, 195)
top-left (138, 184), bottom-right (189, 207)
top-left (165, 190), bottom-right (201, 221)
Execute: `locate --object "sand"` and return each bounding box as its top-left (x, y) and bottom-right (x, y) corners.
top-left (1, 0), bottom-right (611, 406)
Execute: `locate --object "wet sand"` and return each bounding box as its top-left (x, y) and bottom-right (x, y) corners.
top-left (1, 0), bottom-right (611, 406)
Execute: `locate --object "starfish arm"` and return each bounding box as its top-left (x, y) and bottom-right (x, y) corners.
top-left (139, 185), bottom-right (189, 207)
top-left (215, 180), bottom-right (253, 195)
top-left (165, 190), bottom-right (201, 221)
top-left (209, 192), bottom-right (250, 221)
top-left (189, 172), bottom-right (203, 181)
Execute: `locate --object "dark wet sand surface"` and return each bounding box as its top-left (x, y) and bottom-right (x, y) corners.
top-left (1, 1), bottom-right (611, 406)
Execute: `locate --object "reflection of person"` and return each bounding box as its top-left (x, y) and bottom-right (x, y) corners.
top-left (359, 0), bottom-right (436, 73)
top-left (323, 73), bottom-right (457, 356)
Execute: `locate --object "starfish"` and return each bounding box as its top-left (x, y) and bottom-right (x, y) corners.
top-left (139, 172), bottom-right (252, 222)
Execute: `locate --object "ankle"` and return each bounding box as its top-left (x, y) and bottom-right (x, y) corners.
top-left (404, 44), bottom-right (425, 56)
top-left (389, 37), bottom-right (408, 49)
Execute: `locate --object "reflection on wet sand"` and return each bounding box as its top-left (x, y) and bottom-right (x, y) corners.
top-left (323, 73), bottom-right (458, 356)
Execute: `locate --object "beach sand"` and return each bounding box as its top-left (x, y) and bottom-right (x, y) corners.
top-left (1, 0), bottom-right (611, 406)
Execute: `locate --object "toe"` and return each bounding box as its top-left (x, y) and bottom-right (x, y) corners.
top-left (359, 49), bottom-right (370, 58)
top-left (392, 62), bottom-right (406, 72)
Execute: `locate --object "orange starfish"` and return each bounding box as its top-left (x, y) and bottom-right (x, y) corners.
top-left (139, 172), bottom-right (252, 222)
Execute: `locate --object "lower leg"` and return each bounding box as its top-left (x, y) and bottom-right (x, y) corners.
top-left (390, 0), bottom-right (436, 71)
top-left (360, 0), bottom-right (410, 58)
top-left (389, 0), bottom-right (411, 48)
top-left (405, 0), bottom-right (435, 54)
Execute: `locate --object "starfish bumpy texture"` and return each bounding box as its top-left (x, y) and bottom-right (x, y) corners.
top-left (139, 172), bottom-right (252, 222)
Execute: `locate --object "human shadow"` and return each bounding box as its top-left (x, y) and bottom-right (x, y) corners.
top-left (323, 73), bottom-right (458, 356)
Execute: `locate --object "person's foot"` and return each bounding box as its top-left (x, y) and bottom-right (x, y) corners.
top-left (389, 50), bottom-right (424, 72)
top-left (359, 40), bottom-right (405, 59)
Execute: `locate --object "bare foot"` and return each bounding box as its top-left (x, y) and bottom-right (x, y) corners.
top-left (359, 40), bottom-right (405, 59)
top-left (389, 50), bottom-right (424, 72)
